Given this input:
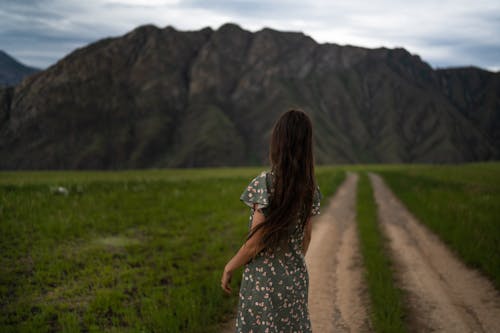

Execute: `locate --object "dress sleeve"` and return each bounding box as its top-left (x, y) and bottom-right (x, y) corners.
top-left (240, 171), bottom-right (270, 211)
top-left (311, 185), bottom-right (322, 216)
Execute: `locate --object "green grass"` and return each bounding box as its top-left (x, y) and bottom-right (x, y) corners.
top-left (356, 172), bottom-right (407, 333)
top-left (0, 167), bottom-right (265, 185)
top-left (4, 161), bottom-right (496, 332)
top-left (315, 166), bottom-right (347, 200)
top-left (376, 161), bottom-right (500, 290)
top-left (0, 166), bottom-right (344, 332)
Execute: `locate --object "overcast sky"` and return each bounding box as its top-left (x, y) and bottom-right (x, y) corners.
top-left (1, 0), bottom-right (499, 71)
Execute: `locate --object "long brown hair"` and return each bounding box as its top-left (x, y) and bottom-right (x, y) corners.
top-left (247, 109), bottom-right (316, 250)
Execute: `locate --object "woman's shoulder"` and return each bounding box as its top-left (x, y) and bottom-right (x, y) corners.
top-left (240, 170), bottom-right (271, 209)
top-left (249, 170), bottom-right (273, 186)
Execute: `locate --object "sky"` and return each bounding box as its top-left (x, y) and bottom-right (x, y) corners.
top-left (1, 0), bottom-right (499, 71)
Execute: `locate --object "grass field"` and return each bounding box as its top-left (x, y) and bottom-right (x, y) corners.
top-left (376, 162), bottom-right (500, 290)
top-left (0, 167), bottom-right (345, 332)
top-left (2, 162), bottom-right (498, 332)
top-left (356, 172), bottom-right (407, 333)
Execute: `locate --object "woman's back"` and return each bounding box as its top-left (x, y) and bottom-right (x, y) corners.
top-left (221, 109), bottom-right (321, 332)
top-left (236, 170), bottom-right (321, 332)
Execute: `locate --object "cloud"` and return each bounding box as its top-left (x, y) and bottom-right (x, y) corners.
top-left (0, 0), bottom-right (499, 71)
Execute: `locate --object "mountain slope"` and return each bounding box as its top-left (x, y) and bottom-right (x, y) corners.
top-left (0, 23), bottom-right (498, 169)
top-left (0, 50), bottom-right (39, 86)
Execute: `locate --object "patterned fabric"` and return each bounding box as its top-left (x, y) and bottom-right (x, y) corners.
top-left (236, 170), bottom-right (322, 332)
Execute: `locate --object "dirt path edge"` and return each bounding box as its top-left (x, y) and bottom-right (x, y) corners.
top-left (369, 172), bottom-right (500, 333)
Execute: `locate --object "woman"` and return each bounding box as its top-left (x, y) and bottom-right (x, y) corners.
top-left (221, 109), bottom-right (322, 332)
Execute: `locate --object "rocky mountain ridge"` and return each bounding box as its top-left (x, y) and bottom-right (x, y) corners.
top-left (0, 23), bottom-right (498, 169)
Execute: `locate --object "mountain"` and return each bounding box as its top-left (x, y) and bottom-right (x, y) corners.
top-left (0, 50), bottom-right (39, 86)
top-left (0, 23), bottom-right (499, 169)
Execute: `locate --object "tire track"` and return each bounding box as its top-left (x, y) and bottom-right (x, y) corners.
top-left (369, 172), bottom-right (500, 333)
top-left (306, 172), bottom-right (370, 332)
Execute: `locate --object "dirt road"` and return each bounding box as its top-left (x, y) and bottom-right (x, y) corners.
top-left (369, 172), bottom-right (500, 333)
top-left (305, 172), bottom-right (370, 332)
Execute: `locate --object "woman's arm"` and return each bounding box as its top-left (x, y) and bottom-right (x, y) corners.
top-left (302, 216), bottom-right (313, 255)
top-left (221, 204), bottom-right (266, 294)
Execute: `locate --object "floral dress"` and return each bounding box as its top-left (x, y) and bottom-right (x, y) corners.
top-left (236, 170), bottom-right (322, 332)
